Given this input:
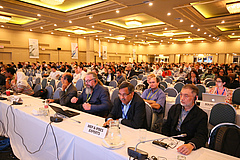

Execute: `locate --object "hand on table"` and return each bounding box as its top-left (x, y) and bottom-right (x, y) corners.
top-left (47, 99), bottom-right (54, 103)
top-left (82, 103), bottom-right (91, 110)
top-left (177, 143), bottom-right (194, 155)
top-left (71, 97), bottom-right (78, 103)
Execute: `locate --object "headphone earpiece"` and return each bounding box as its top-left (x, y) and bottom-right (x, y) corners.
top-left (194, 96), bottom-right (197, 101)
top-left (94, 79), bottom-right (97, 82)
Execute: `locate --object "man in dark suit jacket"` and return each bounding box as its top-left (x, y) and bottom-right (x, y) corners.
top-left (48, 73), bottom-right (77, 107)
top-left (104, 82), bottom-right (147, 129)
top-left (71, 72), bottom-right (112, 117)
top-left (126, 64), bottom-right (136, 79)
top-left (162, 84), bottom-right (208, 155)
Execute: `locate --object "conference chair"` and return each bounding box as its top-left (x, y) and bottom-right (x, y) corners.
top-left (159, 81), bottom-right (167, 89)
top-left (165, 78), bottom-right (173, 84)
top-left (232, 87), bottom-right (240, 105)
top-left (131, 75), bottom-right (138, 80)
top-left (56, 81), bottom-right (62, 89)
top-left (25, 71), bottom-right (30, 76)
top-left (41, 78), bottom-right (47, 89)
top-left (174, 82), bottom-right (184, 93)
top-left (33, 84), bottom-right (42, 94)
top-left (53, 88), bottom-right (61, 99)
top-left (206, 81), bottom-right (216, 87)
top-left (109, 80), bottom-right (118, 88)
top-left (164, 87), bottom-right (178, 97)
top-left (75, 79), bottom-right (84, 91)
top-left (209, 103), bottom-right (236, 127)
top-left (145, 102), bottom-right (153, 131)
top-left (159, 84), bottom-right (165, 91)
top-left (49, 79), bottom-right (56, 90)
top-left (27, 76), bottom-right (33, 82)
top-left (138, 74), bottom-right (144, 80)
top-left (208, 123), bottom-right (240, 158)
top-left (157, 75), bottom-right (163, 81)
top-left (46, 85), bottom-right (54, 99)
top-left (204, 78), bottom-right (214, 85)
top-left (175, 93), bottom-right (181, 104)
top-left (130, 79), bottom-right (137, 87)
top-left (142, 76), bottom-right (147, 82)
top-left (177, 77), bottom-right (185, 82)
top-left (196, 84), bottom-right (206, 100)
top-left (28, 81), bottom-right (33, 88)
top-left (110, 88), bottom-right (119, 103)
top-left (35, 77), bottom-right (41, 84)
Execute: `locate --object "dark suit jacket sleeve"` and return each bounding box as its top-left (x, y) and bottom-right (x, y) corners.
top-left (58, 84), bottom-right (77, 106)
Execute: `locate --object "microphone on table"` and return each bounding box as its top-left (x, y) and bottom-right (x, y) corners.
top-left (127, 133), bottom-right (187, 160)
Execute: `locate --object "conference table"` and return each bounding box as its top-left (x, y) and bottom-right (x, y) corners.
top-left (0, 94), bottom-right (239, 160)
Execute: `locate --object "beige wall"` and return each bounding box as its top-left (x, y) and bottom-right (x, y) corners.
top-left (0, 28), bottom-right (239, 64)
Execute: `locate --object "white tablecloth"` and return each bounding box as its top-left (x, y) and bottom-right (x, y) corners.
top-left (0, 94), bottom-right (239, 160)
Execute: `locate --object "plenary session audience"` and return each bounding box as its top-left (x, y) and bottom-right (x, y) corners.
top-left (71, 72), bottom-right (112, 117)
top-left (115, 69), bottom-right (126, 86)
top-left (48, 66), bottom-right (62, 80)
top-left (103, 82), bottom-right (147, 129)
top-left (47, 73), bottom-right (77, 107)
top-left (162, 84), bottom-right (208, 155)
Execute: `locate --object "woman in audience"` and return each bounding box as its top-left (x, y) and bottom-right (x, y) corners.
top-left (185, 70), bottom-right (200, 84)
top-left (11, 72), bottom-right (34, 95)
top-left (209, 76), bottom-right (232, 103)
top-left (227, 73), bottom-right (240, 89)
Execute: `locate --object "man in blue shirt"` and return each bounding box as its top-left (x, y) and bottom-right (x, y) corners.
top-left (71, 72), bottom-right (112, 117)
top-left (141, 77), bottom-right (166, 130)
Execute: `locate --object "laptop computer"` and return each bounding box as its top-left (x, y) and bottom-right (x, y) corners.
top-left (49, 105), bottom-right (80, 118)
top-left (202, 93), bottom-right (226, 103)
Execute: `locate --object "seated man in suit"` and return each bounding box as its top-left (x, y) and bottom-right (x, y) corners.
top-left (162, 84), bottom-right (208, 155)
top-left (47, 73), bottom-right (77, 107)
top-left (71, 72), bottom-right (112, 117)
top-left (116, 69), bottom-right (126, 86)
top-left (103, 82), bottom-right (147, 129)
top-left (125, 64), bottom-right (136, 79)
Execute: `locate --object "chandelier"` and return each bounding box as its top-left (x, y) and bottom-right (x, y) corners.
top-left (40, 0), bottom-right (65, 5)
top-left (125, 20), bottom-right (142, 27)
top-left (226, 2), bottom-right (240, 14)
top-left (0, 15), bottom-right (11, 23)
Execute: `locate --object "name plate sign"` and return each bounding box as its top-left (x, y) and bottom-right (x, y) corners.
top-left (200, 101), bottom-right (215, 108)
top-left (83, 122), bottom-right (107, 139)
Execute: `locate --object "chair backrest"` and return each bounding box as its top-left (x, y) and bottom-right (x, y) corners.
top-left (130, 79), bottom-right (137, 87)
top-left (209, 103), bottom-right (236, 126)
top-left (174, 82), bottom-right (184, 93)
top-left (27, 76), bottom-right (33, 82)
top-left (56, 81), bottom-right (63, 88)
top-left (159, 84), bottom-right (165, 91)
top-left (157, 75), bottom-right (163, 81)
top-left (109, 80), bottom-right (118, 88)
top-left (232, 88), bottom-right (240, 105)
top-left (142, 76), bottom-right (147, 82)
top-left (75, 79), bottom-right (84, 91)
top-left (53, 88), bottom-right (61, 99)
top-left (28, 81), bottom-right (33, 88)
top-left (208, 123), bottom-right (240, 158)
top-left (110, 88), bottom-right (119, 103)
top-left (131, 75), bottom-right (138, 80)
top-left (159, 81), bottom-right (167, 89)
top-left (138, 74), bottom-right (144, 80)
top-left (45, 85), bottom-right (54, 99)
top-left (177, 77), bottom-right (185, 81)
top-left (206, 81), bottom-right (216, 87)
top-left (204, 78), bottom-right (214, 85)
top-left (35, 77), bottom-right (41, 84)
top-left (175, 93), bottom-right (181, 104)
top-left (41, 78), bottom-right (48, 89)
top-left (164, 87), bottom-right (178, 97)
top-left (196, 84), bottom-right (206, 100)
top-left (33, 84), bottom-right (42, 93)
top-left (49, 79), bottom-right (56, 90)
top-left (145, 102), bottom-right (153, 131)
top-left (135, 83), bottom-right (145, 92)
top-left (165, 78), bottom-right (172, 84)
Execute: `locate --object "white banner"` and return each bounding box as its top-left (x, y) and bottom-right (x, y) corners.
top-left (71, 43), bottom-right (78, 59)
top-left (133, 49), bottom-right (136, 61)
top-left (102, 46), bottom-right (107, 59)
top-left (29, 39), bottom-right (39, 58)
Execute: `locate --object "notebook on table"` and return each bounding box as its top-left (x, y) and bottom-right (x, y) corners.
top-left (49, 105), bottom-right (80, 118)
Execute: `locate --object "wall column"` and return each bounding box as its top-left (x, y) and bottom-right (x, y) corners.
top-left (218, 53), bottom-right (226, 64)
top-left (86, 37), bottom-right (94, 62)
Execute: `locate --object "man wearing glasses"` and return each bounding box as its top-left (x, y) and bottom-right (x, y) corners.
top-left (71, 72), bottom-right (112, 117)
top-left (162, 84), bottom-right (208, 155)
top-left (103, 82), bottom-right (147, 129)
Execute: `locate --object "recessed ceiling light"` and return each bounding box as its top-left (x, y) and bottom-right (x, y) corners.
top-left (51, 32), bottom-right (54, 34)
top-left (191, 25), bottom-right (194, 27)
top-left (149, 2), bottom-right (153, 6)
top-left (116, 10), bottom-right (119, 13)
top-left (0, 6), bottom-right (3, 9)
top-left (204, 32), bottom-right (207, 34)
top-left (232, 33), bottom-right (235, 35)
top-left (96, 38), bottom-right (98, 40)
top-left (69, 20), bottom-right (72, 23)
top-left (89, 15), bottom-right (93, 19)
top-left (109, 29), bottom-right (111, 31)
top-left (164, 28), bottom-right (167, 30)
top-left (109, 34), bottom-right (112, 36)
top-left (160, 43), bottom-right (162, 45)
top-left (96, 35), bottom-right (98, 37)
top-left (167, 13), bottom-right (171, 16)
top-left (170, 38), bottom-right (172, 39)
top-left (40, 26), bottom-right (43, 29)
top-left (168, 42), bottom-right (170, 43)
top-left (146, 37), bottom-right (148, 39)
top-left (209, 35), bottom-right (211, 37)
top-left (1, 25), bottom-right (4, 27)
top-left (188, 36), bottom-right (191, 38)
top-left (142, 30), bottom-right (145, 32)
top-left (37, 14), bottom-right (41, 17)
top-left (54, 24), bottom-right (57, 26)
top-left (197, 29), bottom-right (200, 31)
top-left (68, 35), bottom-right (70, 36)
top-left (219, 40), bottom-right (221, 41)
top-left (30, 29), bottom-right (32, 31)
top-left (154, 39), bottom-right (156, 40)
top-left (128, 41), bottom-right (130, 42)
top-left (172, 43), bottom-right (174, 44)
top-left (180, 19), bottom-right (183, 22)
top-left (221, 20), bottom-right (225, 23)
top-left (135, 35), bottom-right (137, 37)
top-left (161, 40), bottom-right (163, 42)
top-left (117, 41), bottom-right (119, 43)
top-left (108, 40), bottom-right (110, 42)
top-left (92, 26), bottom-right (94, 28)
top-left (84, 37), bottom-right (86, 38)
top-left (238, 39), bottom-right (240, 41)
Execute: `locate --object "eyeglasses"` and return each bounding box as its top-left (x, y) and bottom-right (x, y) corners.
top-left (85, 79), bottom-right (94, 83)
top-left (118, 93), bottom-right (130, 98)
top-left (216, 81), bottom-right (222, 83)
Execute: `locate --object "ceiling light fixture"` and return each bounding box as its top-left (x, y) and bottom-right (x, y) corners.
top-left (163, 32), bottom-right (174, 37)
top-left (226, 2), bottom-right (240, 14)
top-left (149, 2), bottom-right (153, 6)
top-left (204, 32), bottom-right (207, 34)
top-left (164, 28), bottom-right (167, 30)
top-left (116, 10), bottom-right (119, 13)
top-left (180, 19), bottom-right (183, 22)
top-left (221, 20), bottom-right (225, 23)
top-left (51, 32), bottom-right (54, 34)
top-left (30, 29), bottom-right (32, 31)
top-left (74, 30), bottom-right (86, 34)
top-left (1, 25), bottom-right (4, 27)
top-left (68, 35), bottom-right (70, 36)
top-left (88, 14), bottom-right (93, 19)
top-left (69, 20), bottom-right (72, 23)
top-left (54, 24), bottom-right (57, 26)
top-left (40, 26), bottom-right (43, 29)
top-left (191, 25), bottom-right (194, 27)
top-left (197, 29), bottom-right (200, 31)
top-left (109, 29), bottom-right (111, 31)
top-left (167, 13), bottom-right (171, 16)
top-left (125, 20), bottom-right (142, 27)
top-left (0, 6), bottom-right (3, 9)
top-left (142, 30), bottom-right (145, 32)
top-left (92, 26), bottom-right (94, 28)
top-left (37, 14), bottom-right (41, 17)
top-left (40, 0), bottom-right (64, 6)
top-left (0, 15), bottom-right (11, 22)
